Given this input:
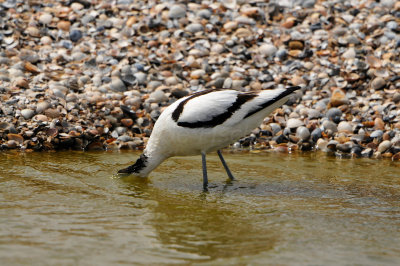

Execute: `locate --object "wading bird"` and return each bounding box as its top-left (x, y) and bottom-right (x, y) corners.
top-left (118, 86), bottom-right (299, 190)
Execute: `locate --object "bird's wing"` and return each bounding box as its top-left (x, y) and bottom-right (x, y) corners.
top-left (243, 86), bottom-right (300, 119)
top-left (171, 89), bottom-right (256, 128)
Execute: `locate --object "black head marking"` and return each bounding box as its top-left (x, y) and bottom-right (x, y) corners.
top-left (118, 154), bottom-right (148, 174)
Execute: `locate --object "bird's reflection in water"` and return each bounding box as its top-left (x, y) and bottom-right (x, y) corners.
top-left (118, 174), bottom-right (279, 262)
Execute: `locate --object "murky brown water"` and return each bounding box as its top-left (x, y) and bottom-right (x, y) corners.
top-left (1, 150), bottom-right (399, 265)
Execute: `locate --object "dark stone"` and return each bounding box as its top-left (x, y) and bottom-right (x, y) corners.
top-left (272, 134), bottom-right (287, 144)
top-left (311, 128), bottom-right (322, 142)
top-left (70, 29), bottom-right (83, 42)
top-left (326, 108), bottom-right (342, 123)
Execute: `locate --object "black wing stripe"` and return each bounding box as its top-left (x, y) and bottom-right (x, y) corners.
top-left (171, 89), bottom-right (219, 122)
top-left (243, 86), bottom-right (300, 119)
top-left (177, 93), bottom-right (256, 128)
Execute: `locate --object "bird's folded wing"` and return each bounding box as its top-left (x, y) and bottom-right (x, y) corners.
top-left (172, 90), bottom-right (255, 128)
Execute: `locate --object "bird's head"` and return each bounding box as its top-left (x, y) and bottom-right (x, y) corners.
top-left (118, 154), bottom-right (149, 177)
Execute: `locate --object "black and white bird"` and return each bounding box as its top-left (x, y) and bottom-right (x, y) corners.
top-left (118, 86), bottom-right (300, 190)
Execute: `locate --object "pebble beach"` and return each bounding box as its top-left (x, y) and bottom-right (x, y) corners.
top-left (0, 0), bottom-right (400, 160)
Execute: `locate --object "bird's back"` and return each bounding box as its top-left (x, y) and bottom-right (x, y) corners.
top-left (145, 87), bottom-right (299, 156)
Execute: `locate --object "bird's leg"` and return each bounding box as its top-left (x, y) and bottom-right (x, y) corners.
top-left (201, 152), bottom-right (208, 191)
top-left (217, 150), bottom-right (235, 181)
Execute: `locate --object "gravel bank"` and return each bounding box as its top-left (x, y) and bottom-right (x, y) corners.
top-left (0, 0), bottom-right (400, 160)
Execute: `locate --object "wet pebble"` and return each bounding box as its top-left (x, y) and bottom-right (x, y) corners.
top-left (378, 140), bottom-right (392, 153)
top-left (296, 126), bottom-right (310, 141)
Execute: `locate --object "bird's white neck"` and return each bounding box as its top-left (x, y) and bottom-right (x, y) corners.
top-left (137, 148), bottom-right (167, 177)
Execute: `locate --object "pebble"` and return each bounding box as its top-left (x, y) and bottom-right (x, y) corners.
top-left (39, 13), bottom-right (52, 25)
top-left (378, 140), bottom-right (392, 153)
top-left (296, 126), bottom-right (310, 141)
top-left (44, 109), bottom-right (60, 119)
top-left (337, 121), bottom-right (353, 133)
top-left (149, 90), bottom-right (167, 103)
top-left (21, 109), bottom-right (35, 120)
top-left (259, 44), bottom-right (277, 57)
top-left (371, 77), bottom-right (386, 90)
top-left (36, 102), bottom-right (51, 113)
top-left (110, 78), bottom-right (127, 92)
top-left (322, 120), bottom-right (338, 133)
top-left (169, 5), bottom-right (186, 19)
top-left (371, 130), bottom-right (384, 139)
top-left (342, 48), bottom-right (356, 59)
top-left (70, 30), bottom-right (83, 42)
top-left (326, 108), bottom-right (342, 123)
top-left (286, 118), bottom-right (304, 129)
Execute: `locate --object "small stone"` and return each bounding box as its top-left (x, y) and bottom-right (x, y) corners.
top-left (370, 130), bottom-right (383, 138)
top-left (288, 40), bottom-right (304, 50)
top-left (330, 89), bottom-right (348, 107)
top-left (185, 23), bottom-right (204, 33)
top-left (149, 90), bottom-right (167, 103)
top-left (0, 122), bottom-right (10, 130)
top-left (21, 109), bottom-right (35, 119)
top-left (374, 117), bottom-right (385, 130)
top-left (7, 133), bottom-right (24, 144)
top-left (57, 21), bottom-right (71, 31)
top-left (6, 140), bottom-right (17, 149)
top-left (34, 114), bottom-right (48, 122)
top-left (371, 77), bottom-right (386, 90)
top-left (326, 140), bottom-right (338, 151)
top-left (337, 143), bottom-right (352, 153)
top-left (36, 101), bottom-right (51, 113)
top-left (378, 140), bottom-right (392, 153)
top-left (296, 126), bottom-right (310, 141)
top-left (169, 5), bottom-right (186, 19)
top-left (110, 78), bottom-right (127, 92)
top-left (311, 128), bottom-right (322, 142)
top-left (171, 89), bottom-right (189, 99)
top-left (342, 48), bottom-right (356, 59)
top-left (392, 152), bottom-right (400, 161)
top-left (190, 69), bottom-right (206, 79)
top-left (40, 36), bottom-right (52, 45)
top-left (121, 118), bottom-right (133, 127)
top-left (286, 118), bottom-right (304, 129)
top-left (361, 148), bottom-right (373, 158)
top-left (326, 108), bottom-right (342, 123)
top-left (337, 121), bottom-right (353, 133)
top-left (259, 44), bottom-right (277, 57)
top-left (134, 72), bottom-right (147, 85)
top-left (70, 29), bottom-right (83, 42)
top-left (322, 120), bottom-right (338, 133)
top-left (13, 77), bottom-right (29, 89)
top-left (44, 108), bottom-right (61, 119)
top-left (316, 138), bottom-right (328, 151)
top-left (39, 13), bottom-right (52, 25)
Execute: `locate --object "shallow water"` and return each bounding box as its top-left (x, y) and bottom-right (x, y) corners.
top-left (0, 150), bottom-right (399, 265)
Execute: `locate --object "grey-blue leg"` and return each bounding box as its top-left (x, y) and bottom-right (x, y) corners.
top-left (217, 150), bottom-right (235, 181)
top-left (201, 152), bottom-right (208, 190)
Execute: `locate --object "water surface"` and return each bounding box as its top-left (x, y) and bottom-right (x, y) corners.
top-left (1, 151), bottom-right (399, 265)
